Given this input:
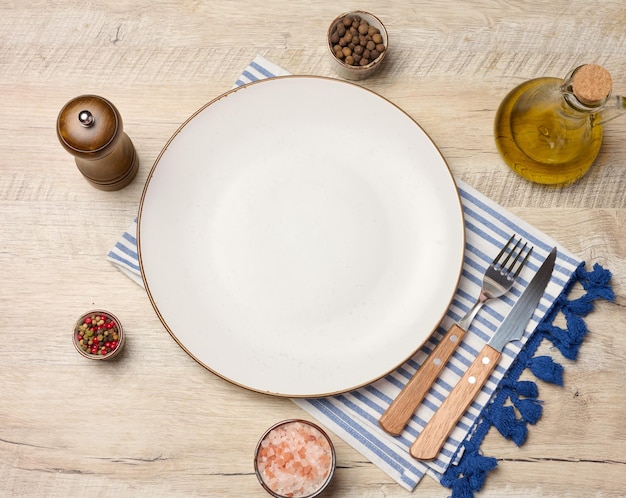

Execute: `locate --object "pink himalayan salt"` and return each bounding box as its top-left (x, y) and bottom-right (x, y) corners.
top-left (256, 421), bottom-right (334, 498)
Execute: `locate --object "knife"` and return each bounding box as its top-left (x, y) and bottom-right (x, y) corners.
top-left (379, 236), bottom-right (532, 436)
top-left (409, 247), bottom-right (557, 460)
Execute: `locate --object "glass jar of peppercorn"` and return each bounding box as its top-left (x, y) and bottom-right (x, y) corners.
top-left (73, 310), bottom-right (125, 360)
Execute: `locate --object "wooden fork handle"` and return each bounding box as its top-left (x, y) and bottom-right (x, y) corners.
top-left (379, 324), bottom-right (467, 435)
top-left (409, 344), bottom-right (501, 460)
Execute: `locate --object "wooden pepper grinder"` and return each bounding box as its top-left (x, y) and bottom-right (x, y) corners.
top-left (57, 95), bottom-right (139, 190)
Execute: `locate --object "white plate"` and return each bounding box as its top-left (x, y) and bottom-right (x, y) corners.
top-left (138, 76), bottom-right (464, 397)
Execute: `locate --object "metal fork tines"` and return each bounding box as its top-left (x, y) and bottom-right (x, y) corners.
top-left (458, 234), bottom-right (533, 331)
top-left (379, 234), bottom-right (533, 436)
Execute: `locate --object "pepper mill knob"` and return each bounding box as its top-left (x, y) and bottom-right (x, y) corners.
top-left (78, 110), bottom-right (95, 127)
top-left (57, 95), bottom-right (139, 190)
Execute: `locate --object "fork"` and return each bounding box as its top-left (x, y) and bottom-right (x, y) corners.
top-left (379, 234), bottom-right (533, 436)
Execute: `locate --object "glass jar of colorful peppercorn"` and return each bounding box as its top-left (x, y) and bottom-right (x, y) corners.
top-left (73, 310), bottom-right (125, 360)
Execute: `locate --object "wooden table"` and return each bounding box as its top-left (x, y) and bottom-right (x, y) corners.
top-left (2, 1), bottom-right (624, 496)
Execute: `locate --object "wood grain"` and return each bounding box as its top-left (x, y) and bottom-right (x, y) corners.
top-left (410, 345), bottom-right (501, 460)
top-left (1, 1), bottom-right (625, 496)
top-left (380, 323), bottom-right (468, 436)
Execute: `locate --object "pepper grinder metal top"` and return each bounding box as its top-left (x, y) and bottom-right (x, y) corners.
top-left (57, 95), bottom-right (139, 191)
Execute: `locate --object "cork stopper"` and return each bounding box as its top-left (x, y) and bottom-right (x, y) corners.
top-left (572, 64), bottom-right (612, 105)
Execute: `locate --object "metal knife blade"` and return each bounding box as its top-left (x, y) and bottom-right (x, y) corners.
top-left (409, 247), bottom-right (557, 461)
top-left (487, 247), bottom-right (556, 353)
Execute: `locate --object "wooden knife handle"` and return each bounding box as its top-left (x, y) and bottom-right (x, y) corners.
top-left (409, 344), bottom-right (501, 460)
top-left (379, 324), bottom-right (467, 435)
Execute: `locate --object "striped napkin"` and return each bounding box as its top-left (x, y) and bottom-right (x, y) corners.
top-left (107, 56), bottom-right (581, 491)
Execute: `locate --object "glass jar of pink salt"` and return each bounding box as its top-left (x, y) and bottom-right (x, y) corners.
top-left (254, 419), bottom-right (336, 498)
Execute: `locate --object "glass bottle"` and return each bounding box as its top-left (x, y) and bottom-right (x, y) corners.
top-left (494, 64), bottom-right (625, 186)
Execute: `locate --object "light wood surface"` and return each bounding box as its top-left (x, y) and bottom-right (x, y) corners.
top-left (1, 1), bottom-right (625, 496)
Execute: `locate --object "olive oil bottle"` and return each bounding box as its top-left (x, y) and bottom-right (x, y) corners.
top-left (494, 64), bottom-right (619, 186)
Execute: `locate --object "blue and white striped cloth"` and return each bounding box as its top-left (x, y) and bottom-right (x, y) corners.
top-left (107, 56), bottom-right (581, 491)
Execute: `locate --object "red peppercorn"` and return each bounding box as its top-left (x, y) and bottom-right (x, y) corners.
top-left (75, 311), bottom-right (123, 358)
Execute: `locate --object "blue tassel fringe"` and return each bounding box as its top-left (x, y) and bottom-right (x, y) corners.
top-left (440, 262), bottom-right (614, 497)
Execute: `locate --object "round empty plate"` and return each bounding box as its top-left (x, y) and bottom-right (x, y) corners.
top-left (138, 76), bottom-right (464, 397)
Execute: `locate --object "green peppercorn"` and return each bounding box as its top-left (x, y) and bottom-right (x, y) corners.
top-left (74, 313), bottom-right (122, 358)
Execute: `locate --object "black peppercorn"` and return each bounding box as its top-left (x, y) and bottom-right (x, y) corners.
top-left (330, 15), bottom-right (386, 68)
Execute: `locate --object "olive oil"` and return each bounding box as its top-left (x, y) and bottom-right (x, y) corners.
top-left (494, 77), bottom-right (603, 186)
